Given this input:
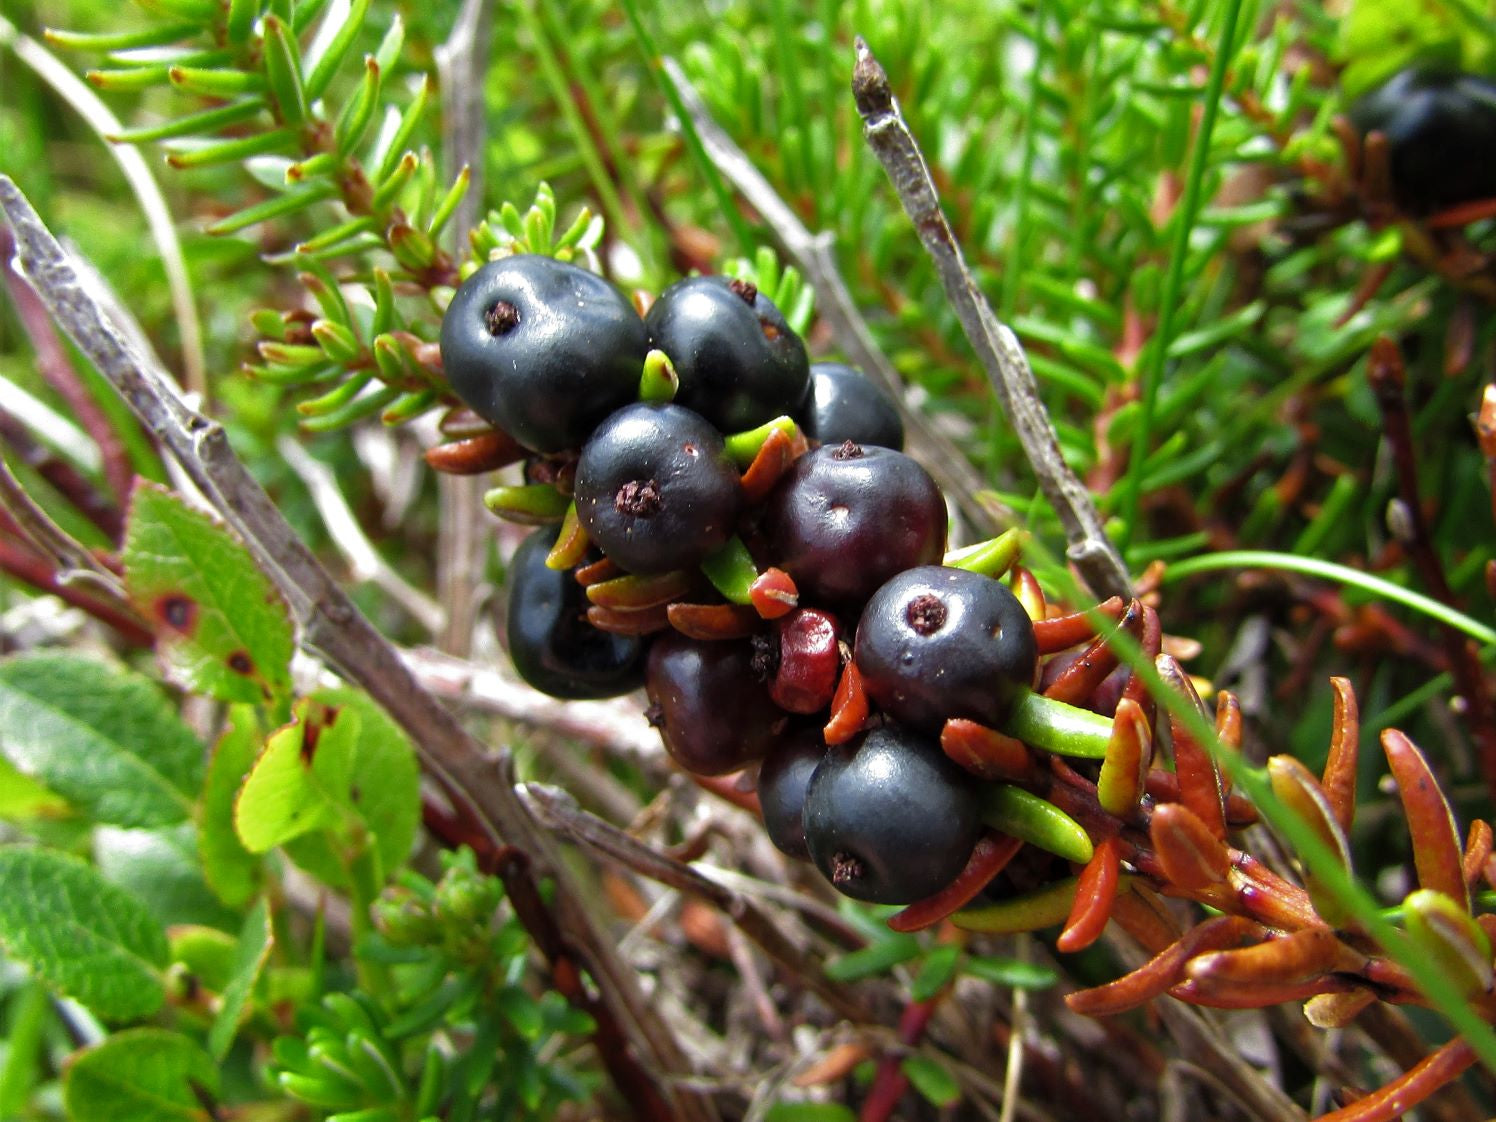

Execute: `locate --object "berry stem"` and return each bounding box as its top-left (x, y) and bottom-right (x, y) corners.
top-left (722, 415), bottom-right (800, 467)
top-left (943, 528), bottom-right (1025, 578)
top-left (699, 535), bottom-right (758, 605)
top-left (1000, 689), bottom-right (1111, 759)
top-left (980, 784), bottom-right (1093, 863)
top-left (638, 348), bottom-right (678, 403)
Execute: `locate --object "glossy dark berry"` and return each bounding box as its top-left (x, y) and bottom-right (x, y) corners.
top-left (854, 565), bottom-right (1037, 734)
top-left (801, 725), bottom-right (982, 904)
top-left (797, 362), bottom-right (904, 450)
top-left (644, 633), bottom-right (784, 775)
top-left (762, 441), bottom-right (946, 609)
top-left (645, 275), bottom-right (810, 433)
top-left (756, 726), bottom-right (827, 859)
top-left (574, 403), bottom-right (741, 574)
top-left (505, 527), bottom-right (647, 699)
top-left (440, 255), bottom-right (647, 453)
top-left (1350, 68), bottom-right (1496, 213)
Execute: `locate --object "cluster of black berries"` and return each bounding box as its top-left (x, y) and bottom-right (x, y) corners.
top-left (441, 254), bottom-right (1041, 907)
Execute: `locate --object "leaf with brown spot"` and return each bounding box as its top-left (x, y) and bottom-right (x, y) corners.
top-left (235, 690), bottom-right (418, 888)
top-left (123, 482), bottom-right (293, 707)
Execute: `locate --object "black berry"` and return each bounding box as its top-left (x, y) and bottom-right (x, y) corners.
top-left (762, 442), bottom-right (947, 609)
top-left (645, 632), bottom-right (784, 775)
top-left (574, 403), bottom-right (741, 574)
top-left (854, 565), bottom-right (1037, 734)
top-left (440, 255), bottom-right (647, 453)
top-left (797, 362), bottom-right (904, 450)
top-left (801, 725), bottom-right (982, 904)
top-left (756, 726), bottom-right (826, 859)
top-left (505, 526), bottom-right (647, 699)
top-left (645, 275), bottom-right (810, 433)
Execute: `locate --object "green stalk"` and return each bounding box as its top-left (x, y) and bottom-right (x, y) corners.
top-left (1163, 551), bottom-right (1496, 647)
top-left (1116, 0), bottom-right (1244, 550)
top-left (617, 0), bottom-right (757, 258)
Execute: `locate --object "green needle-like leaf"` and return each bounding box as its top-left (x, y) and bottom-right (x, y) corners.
top-left (262, 16), bottom-right (308, 127)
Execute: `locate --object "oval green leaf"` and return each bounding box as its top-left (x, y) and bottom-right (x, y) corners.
top-left (0, 652), bottom-right (201, 827)
top-left (64, 1029), bottom-right (218, 1122)
top-left (198, 705), bottom-right (265, 908)
top-left (123, 480), bottom-right (294, 706)
top-left (0, 848), bottom-right (168, 1021)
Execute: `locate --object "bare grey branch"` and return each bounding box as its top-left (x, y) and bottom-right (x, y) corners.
top-left (850, 39), bottom-right (1130, 600)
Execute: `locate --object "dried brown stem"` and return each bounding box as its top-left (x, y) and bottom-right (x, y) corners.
top-left (432, 0), bottom-right (496, 659)
top-left (520, 781), bottom-right (876, 1025)
top-left (850, 39), bottom-right (1128, 600)
top-left (0, 176), bottom-right (714, 1122)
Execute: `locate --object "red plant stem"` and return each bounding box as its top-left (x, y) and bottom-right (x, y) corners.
top-left (0, 409), bottom-right (123, 540)
top-left (1368, 337), bottom-right (1496, 803)
top-left (859, 997), bottom-right (940, 1122)
top-left (0, 530), bottom-right (151, 646)
top-left (1, 225), bottom-right (136, 519)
